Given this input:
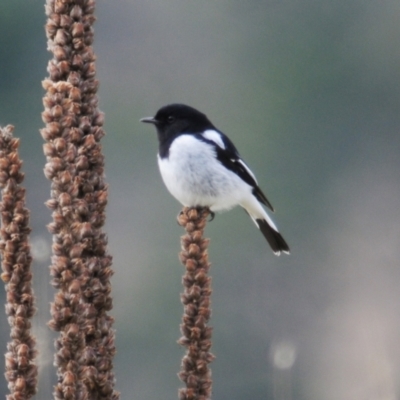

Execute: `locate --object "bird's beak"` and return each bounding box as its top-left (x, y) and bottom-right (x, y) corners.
top-left (140, 116), bottom-right (158, 124)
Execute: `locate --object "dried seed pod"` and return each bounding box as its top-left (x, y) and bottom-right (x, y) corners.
top-left (178, 207), bottom-right (214, 400)
top-left (0, 125), bottom-right (38, 400)
top-left (42, 1), bottom-right (118, 399)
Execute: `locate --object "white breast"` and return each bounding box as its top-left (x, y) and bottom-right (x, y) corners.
top-left (157, 135), bottom-right (253, 211)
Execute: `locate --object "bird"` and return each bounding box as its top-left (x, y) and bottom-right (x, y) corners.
top-left (140, 103), bottom-right (290, 255)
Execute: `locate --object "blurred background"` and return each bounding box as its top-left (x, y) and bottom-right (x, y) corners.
top-left (1, 0), bottom-right (400, 398)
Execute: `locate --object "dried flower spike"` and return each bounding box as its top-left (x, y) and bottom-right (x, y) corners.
top-left (42, 1), bottom-right (119, 399)
top-left (0, 125), bottom-right (38, 400)
top-left (177, 207), bottom-right (215, 400)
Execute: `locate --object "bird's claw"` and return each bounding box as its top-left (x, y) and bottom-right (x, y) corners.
top-left (177, 208), bottom-right (215, 223)
top-left (176, 210), bottom-right (185, 225)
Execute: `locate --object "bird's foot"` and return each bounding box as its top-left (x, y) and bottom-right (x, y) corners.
top-left (196, 206), bottom-right (215, 221)
top-left (208, 211), bottom-right (215, 222)
top-left (177, 207), bottom-right (215, 223)
top-left (177, 210), bottom-right (185, 225)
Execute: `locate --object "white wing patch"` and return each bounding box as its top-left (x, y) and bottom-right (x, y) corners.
top-left (202, 130), bottom-right (258, 184)
top-left (236, 159), bottom-right (258, 184)
top-left (202, 129), bottom-right (226, 149)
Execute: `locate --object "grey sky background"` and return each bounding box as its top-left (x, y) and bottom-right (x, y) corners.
top-left (1, 1), bottom-right (400, 398)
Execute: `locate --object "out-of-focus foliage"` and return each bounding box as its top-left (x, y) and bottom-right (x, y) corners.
top-left (1, 0), bottom-right (400, 399)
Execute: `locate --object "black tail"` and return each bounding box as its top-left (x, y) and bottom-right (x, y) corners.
top-left (256, 219), bottom-right (290, 255)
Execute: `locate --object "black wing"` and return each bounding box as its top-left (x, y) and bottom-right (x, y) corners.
top-left (199, 131), bottom-right (275, 212)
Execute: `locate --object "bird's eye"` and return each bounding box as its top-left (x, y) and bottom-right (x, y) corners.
top-left (167, 115), bottom-right (175, 123)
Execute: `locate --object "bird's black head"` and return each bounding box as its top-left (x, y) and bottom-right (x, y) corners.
top-left (140, 104), bottom-right (214, 143)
